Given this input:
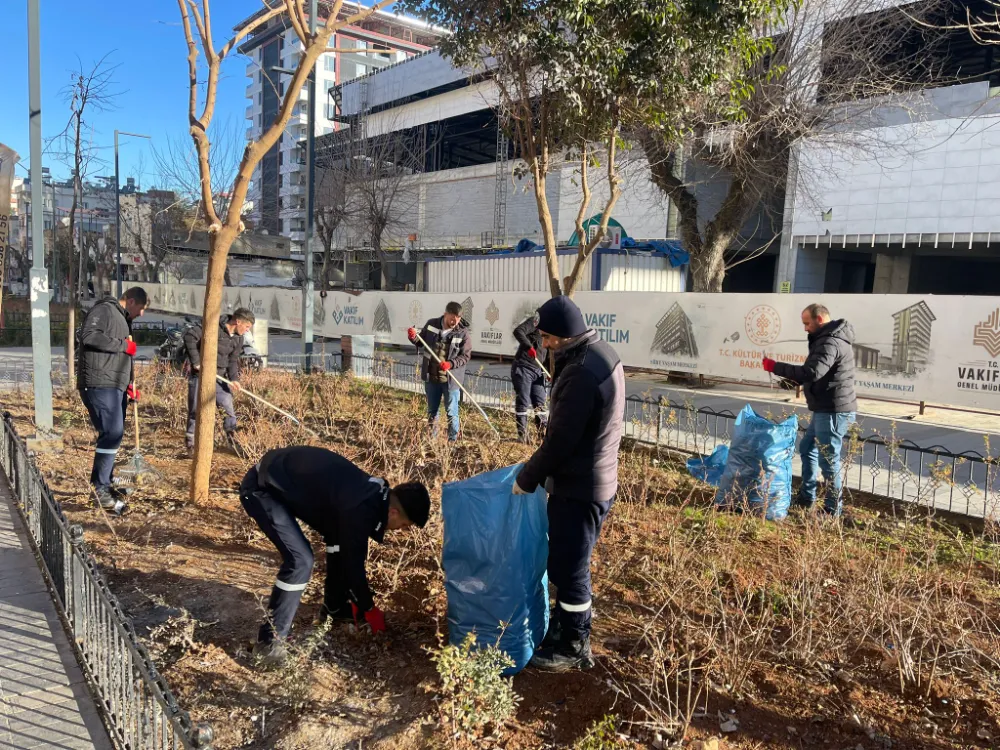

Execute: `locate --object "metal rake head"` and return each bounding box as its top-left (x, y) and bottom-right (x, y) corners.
top-left (113, 452), bottom-right (162, 487)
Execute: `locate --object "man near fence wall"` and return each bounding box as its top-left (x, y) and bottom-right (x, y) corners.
top-left (763, 303), bottom-right (858, 517)
top-left (408, 301), bottom-right (472, 442)
top-left (182, 308), bottom-right (255, 457)
top-left (77, 286), bottom-right (148, 515)
top-left (514, 296), bottom-right (625, 672)
top-left (511, 315), bottom-right (548, 443)
top-left (238, 446), bottom-right (430, 667)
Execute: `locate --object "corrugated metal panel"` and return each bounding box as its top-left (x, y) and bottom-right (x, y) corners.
top-left (427, 252), bottom-right (595, 293)
top-left (599, 253), bottom-right (685, 292)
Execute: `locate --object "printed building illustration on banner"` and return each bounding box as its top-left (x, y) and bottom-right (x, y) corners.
top-left (314, 297), bottom-right (326, 329)
top-left (651, 303), bottom-right (698, 357)
top-left (270, 295), bottom-right (282, 325)
top-left (972, 308), bottom-right (1000, 358)
top-left (373, 300), bottom-right (391, 333)
top-left (854, 300), bottom-right (936, 376)
top-left (512, 299), bottom-right (545, 329)
top-left (461, 296), bottom-right (474, 323)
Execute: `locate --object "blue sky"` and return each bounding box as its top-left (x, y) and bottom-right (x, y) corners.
top-left (4, 0), bottom-right (253, 188)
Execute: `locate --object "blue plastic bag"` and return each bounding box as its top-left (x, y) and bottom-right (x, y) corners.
top-left (441, 464), bottom-right (549, 674)
top-left (714, 405), bottom-right (798, 521)
top-left (687, 445), bottom-right (729, 487)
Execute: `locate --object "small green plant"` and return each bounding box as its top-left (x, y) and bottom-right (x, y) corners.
top-left (430, 632), bottom-right (519, 740)
top-left (574, 715), bottom-right (624, 749)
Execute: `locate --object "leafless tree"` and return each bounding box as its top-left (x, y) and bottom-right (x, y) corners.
top-left (641, 0), bottom-right (949, 292)
top-left (313, 164), bottom-right (348, 289)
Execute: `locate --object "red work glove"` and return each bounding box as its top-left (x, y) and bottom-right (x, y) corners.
top-left (125, 340), bottom-right (137, 356)
top-left (364, 607), bottom-right (387, 634)
top-left (407, 327), bottom-right (418, 342)
top-left (762, 357), bottom-right (776, 373)
top-left (126, 384), bottom-right (140, 402)
top-left (527, 347), bottom-right (537, 359)
top-left (439, 361), bottom-right (452, 372)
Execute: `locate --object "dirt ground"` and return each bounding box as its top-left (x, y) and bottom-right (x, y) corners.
top-left (4, 364), bottom-right (1000, 749)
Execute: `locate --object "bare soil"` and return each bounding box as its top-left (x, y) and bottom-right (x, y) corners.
top-left (4, 364), bottom-right (999, 749)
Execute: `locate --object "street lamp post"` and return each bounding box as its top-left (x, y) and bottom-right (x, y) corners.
top-left (114, 129), bottom-right (150, 297)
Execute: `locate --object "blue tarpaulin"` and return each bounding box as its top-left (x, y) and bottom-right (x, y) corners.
top-left (620, 237), bottom-right (690, 267)
top-left (713, 405), bottom-right (798, 521)
top-left (441, 464), bottom-right (549, 674)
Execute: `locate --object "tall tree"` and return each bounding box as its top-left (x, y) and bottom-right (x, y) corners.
top-left (402, 0), bottom-right (789, 297)
top-left (176, 0), bottom-right (394, 502)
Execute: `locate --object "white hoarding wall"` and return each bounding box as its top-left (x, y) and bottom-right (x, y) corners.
top-left (145, 284), bottom-right (1000, 410)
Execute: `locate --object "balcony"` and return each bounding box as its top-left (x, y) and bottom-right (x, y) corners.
top-left (287, 183), bottom-right (306, 197)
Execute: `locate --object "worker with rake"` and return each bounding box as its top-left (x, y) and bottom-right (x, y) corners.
top-left (239, 446), bottom-right (430, 668)
top-left (511, 314), bottom-right (548, 442)
top-left (77, 286), bottom-right (148, 516)
top-left (182, 307), bottom-right (255, 458)
top-left (408, 300), bottom-right (472, 442)
top-left (514, 296), bottom-right (625, 672)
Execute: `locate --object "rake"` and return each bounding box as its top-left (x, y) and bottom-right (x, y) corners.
top-left (216, 374), bottom-right (322, 439)
top-left (114, 359), bottom-right (161, 487)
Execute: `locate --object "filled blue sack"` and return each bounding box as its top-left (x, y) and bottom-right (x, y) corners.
top-left (714, 405), bottom-right (797, 521)
top-left (687, 445), bottom-right (729, 487)
top-left (441, 464), bottom-right (549, 674)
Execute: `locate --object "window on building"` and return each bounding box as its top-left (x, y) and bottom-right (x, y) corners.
top-left (321, 126), bottom-right (334, 136)
top-left (325, 102), bottom-right (338, 119)
top-left (324, 55), bottom-right (336, 73)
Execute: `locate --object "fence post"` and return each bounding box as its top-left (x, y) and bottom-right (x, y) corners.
top-left (656, 395), bottom-right (666, 445)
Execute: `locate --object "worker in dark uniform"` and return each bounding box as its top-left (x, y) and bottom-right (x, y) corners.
top-left (511, 315), bottom-right (548, 442)
top-left (182, 308), bottom-right (255, 456)
top-left (239, 446), bottom-right (431, 667)
top-left (77, 286), bottom-right (148, 515)
top-left (514, 296), bottom-right (625, 672)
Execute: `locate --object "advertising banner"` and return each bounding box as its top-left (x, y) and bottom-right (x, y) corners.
top-left (144, 283), bottom-right (1000, 411)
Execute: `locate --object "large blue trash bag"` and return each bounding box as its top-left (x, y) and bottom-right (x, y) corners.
top-left (714, 405), bottom-right (798, 521)
top-left (441, 464), bottom-right (549, 674)
top-left (687, 445), bottom-right (729, 487)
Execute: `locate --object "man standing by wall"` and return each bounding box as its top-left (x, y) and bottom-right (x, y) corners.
top-left (763, 303), bottom-right (857, 516)
top-left (408, 301), bottom-right (472, 442)
top-left (514, 296), bottom-right (625, 672)
top-left (77, 286), bottom-right (148, 514)
top-left (182, 308), bottom-right (255, 456)
top-left (511, 315), bottom-right (548, 443)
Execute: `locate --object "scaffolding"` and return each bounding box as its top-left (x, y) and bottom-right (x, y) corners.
top-left (492, 110), bottom-right (509, 249)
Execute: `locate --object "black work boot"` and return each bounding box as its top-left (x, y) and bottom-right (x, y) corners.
top-left (94, 488), bottom-right (127, 517)
top-left (539, 612), bottom-right (562, 649)
top-left (252, 639), bottom-right (288, 669)
top-left (317, 602), bottom-right (355, 626)
top-left (530, 633), bottom-right (594, 672)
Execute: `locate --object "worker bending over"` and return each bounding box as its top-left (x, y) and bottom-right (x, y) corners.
top-left (239, 446), bottom-right (430, 667)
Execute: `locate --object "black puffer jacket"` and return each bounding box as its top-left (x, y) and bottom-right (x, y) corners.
top-left (512, 317), bottom-right (546, 371)
top-left (77, 297), bottom-right (133, 391)
top-left (517, 330), bottom-right (625, 503)
top-left (182, 316), bottom-right (242, 381)
top-left (773, 319), bottom-right (858, 414)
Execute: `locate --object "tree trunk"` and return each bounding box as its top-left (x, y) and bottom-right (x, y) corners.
top-left (530, 170), bottom-right (561, 298)
top-left (689, 236), bottom-right (727, 292)
top-left (189, 227), bottom-right (236, 502)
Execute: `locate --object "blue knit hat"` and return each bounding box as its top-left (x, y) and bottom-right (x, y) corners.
top-left (536, 296), bottom-right (587, 338)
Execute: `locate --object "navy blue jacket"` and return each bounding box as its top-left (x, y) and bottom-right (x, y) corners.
top-left (517, 330), bottom-right (625, 503)
top-left (256, 447), bottom-right (389, 611)
top-left (512, 317), bottom-right (546, 372)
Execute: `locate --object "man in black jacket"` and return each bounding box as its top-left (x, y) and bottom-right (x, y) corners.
top-left (238, 447), bottom-right (430, 667)
top-left (763, 303), bottom-right (857, 516)
top-left (514, 296), bottom-right (625, 672)
top-left (77, 287), bottom-right (148, 514)
top-left (511, 316), bottom-right (548, 442)
top-left (182, 309), bottom-right (255, 455)
top-left (407, 301), bottom-right (472, 441)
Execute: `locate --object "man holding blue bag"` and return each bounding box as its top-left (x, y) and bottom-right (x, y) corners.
top-left (514, 296), bottom-right (625, 672)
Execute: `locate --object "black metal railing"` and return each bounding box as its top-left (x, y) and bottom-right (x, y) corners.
top-left (0, 413), bottom-right (213, 750)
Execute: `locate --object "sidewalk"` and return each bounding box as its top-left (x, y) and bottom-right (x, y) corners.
top-left (0, 480), bottom-right (112, 750)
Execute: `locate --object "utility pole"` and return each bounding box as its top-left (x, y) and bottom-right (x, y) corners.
top-left (301, 0), bottom-right (318, 372)
top-left (27, 0), bottom-right (54, 435)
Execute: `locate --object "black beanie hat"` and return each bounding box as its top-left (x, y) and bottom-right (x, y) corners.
top-left (535, 296), bottom-right (588, 339)
top-left (392, 482), bottom-right (431, 528)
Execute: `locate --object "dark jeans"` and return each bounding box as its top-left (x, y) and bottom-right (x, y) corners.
top-left (511, 364), bottom-right (547, 441)
top-left (80, 387), bottom-right (128, 491)
top-left (424, 381), bottom-right (461, 440)
top-left (799, 411), bottom-right (856, 516)
top-left (186, 376), bottom-right (237, 448)
top-left (239, 467), bottom-right (314, 643)
top-left (547, 494), bottom-right (612, 641)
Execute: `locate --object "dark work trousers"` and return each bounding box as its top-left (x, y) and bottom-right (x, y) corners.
top-left (186, 376), bottom-right (237, 448)
top-left (239, 467), bottom-right (314, 643)
top-left (547, 494), bottom-right (612, 641)
top-left (80, 387), bottom-right (128, 491)
top-left (511, 363), bottom-right (548, 441)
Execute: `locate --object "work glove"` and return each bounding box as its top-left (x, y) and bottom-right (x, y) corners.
top-left (125, 340), bottom-right (137, 356)
top-left (512, 474), bottom-right (529, 495)
top-left (439, 361), bottom-right (452, 372)
top-left (126, 384), bottom-right (140, 402)
top-left (407, 327), bottom-right (418, 342)
top-left (527, 347), bottom-right (537, 359)
top-left (762, 357), bottom-right (776, 373)
top-left (351, 603), bottom-right (387, 634)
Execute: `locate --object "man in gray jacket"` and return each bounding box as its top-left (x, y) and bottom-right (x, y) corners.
top-left (763, 303), bottom-right (857, 516)
top-left (77, 287), bottom-right (148, 514)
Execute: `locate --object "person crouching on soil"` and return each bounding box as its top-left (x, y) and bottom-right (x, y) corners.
top-left (238, 446), bottom-right (430, 667)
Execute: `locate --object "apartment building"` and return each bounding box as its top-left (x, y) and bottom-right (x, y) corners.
top-left (237, 2), bottom-right (446, 253)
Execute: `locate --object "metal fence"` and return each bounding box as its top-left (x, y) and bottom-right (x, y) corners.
top-left (0, 414), bottom-right (213, 750)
